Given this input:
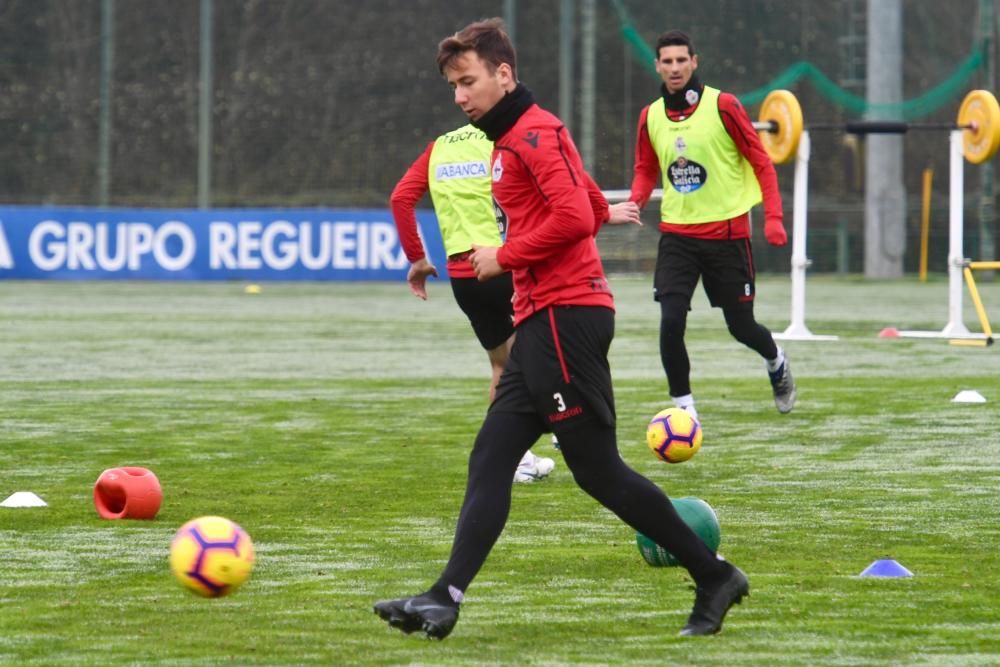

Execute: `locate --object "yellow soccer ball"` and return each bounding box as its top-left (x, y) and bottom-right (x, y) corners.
top-left (169, 516), bottom-right (255, 598)
top-left (646, 407), bottom-right (703, 463)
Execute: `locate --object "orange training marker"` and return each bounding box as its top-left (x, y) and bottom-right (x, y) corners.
top-left (93, 467), bottom-right (163, 519)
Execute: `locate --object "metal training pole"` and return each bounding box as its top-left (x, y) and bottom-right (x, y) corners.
top-left (197, 0), bottom-right (213, 209)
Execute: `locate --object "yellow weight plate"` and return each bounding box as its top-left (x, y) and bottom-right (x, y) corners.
top-left (757, 89), bottom-right (803, 164)
top-left (957, 89), bottom-right (1000, 164)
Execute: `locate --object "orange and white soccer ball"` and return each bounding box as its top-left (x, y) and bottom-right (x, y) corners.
top-left (646, 407), bottom-right (703, 463)
top-left (169, 516), bottom-right (255, 597)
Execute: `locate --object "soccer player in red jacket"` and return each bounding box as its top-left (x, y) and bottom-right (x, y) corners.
top-left (391, 127), bottom-right (638, 483)
top-left (629, 30), bottom-right (795, 419)
top-left (374, 19), bottom-right (748, 640)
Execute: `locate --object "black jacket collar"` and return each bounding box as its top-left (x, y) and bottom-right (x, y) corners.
top-left (472, 83), bottom-right (536, 142)
top-left (661, 75), bottom-right (704, 112)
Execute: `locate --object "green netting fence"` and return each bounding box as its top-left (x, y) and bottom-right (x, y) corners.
top-left (609, 0), bottom-right (987, 120)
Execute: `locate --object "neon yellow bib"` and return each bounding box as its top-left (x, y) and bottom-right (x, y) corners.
top-left (646, 87), bottom-right (761, 223)
top-left (427, 125), bottom-right (501, 256)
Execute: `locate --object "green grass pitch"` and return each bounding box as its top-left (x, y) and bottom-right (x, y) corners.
top-left (1, 275), bottom-right (999, 666)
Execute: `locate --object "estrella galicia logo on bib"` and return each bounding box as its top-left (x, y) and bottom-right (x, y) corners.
top-left (493, 196), bottom-right (508, 238)
top-left (668, 157), bottom-right (707, 194)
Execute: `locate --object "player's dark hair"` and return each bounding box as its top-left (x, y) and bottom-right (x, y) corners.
top-left (436, 18), bottom-right (518, 80)
top-left (655, 30), bottom-right (695, 58)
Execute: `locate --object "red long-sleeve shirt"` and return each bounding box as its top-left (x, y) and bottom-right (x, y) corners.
top-left (389, 142), bottom-right (478, 278)
top-left (492, 104), bottom-right (614, 325)
top-left (629, 91), bottom-right (782, 239)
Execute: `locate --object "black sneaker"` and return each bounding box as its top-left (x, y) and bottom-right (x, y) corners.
top-left (768, 356), bottom-right (796, 414)
top-left (679, 564), bottom-right (750, 636)
top-left (373, 593), bottom-right (459, 640)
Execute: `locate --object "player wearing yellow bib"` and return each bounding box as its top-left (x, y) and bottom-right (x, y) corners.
top-left (628, 30), bottom-right (795, 418)
top-left (391, 124), bottom-right (556, 482)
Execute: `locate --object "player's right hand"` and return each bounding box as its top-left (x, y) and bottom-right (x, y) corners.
top-left (470, 245), bottom-right (503, 281)
top-left (407, 258), bottom-right (438, 300)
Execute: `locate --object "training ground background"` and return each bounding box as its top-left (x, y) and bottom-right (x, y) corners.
top-left (1, 275), bottom-right (998, 666)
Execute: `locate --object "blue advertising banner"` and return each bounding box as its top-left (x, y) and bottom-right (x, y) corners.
top-left (0, 206), bottom-right (446, 281)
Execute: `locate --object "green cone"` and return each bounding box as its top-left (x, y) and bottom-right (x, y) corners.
top-left (636, 496), bottom-right (721, 567)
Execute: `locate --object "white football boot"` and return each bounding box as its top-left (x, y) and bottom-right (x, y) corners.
top-left (513, 450), bottom-right (555, 483)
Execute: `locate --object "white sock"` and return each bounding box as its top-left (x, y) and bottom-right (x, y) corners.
top-left (672, 394), bottom-right (698, 419)
top-left (766, 346), bottom-right (785, 373)
top-left (518, 450), bottom-right (536, 466)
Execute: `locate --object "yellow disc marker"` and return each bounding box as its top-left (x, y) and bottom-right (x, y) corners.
top-left (757, 89), bottom-right (804, 165)
top-left (957, 90), bottom-right (1000, 165)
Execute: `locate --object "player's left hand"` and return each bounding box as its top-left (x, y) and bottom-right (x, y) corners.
top-left (607, 201), bottom-right (642, 226)
top-left (764, 216), bottom-right (787, 246)
top-left (470, 245), bottom-right (503, 281)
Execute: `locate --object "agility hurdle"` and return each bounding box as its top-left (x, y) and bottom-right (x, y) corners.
top-left (947, 261), bottom-right (998, 347)
top-left (755, 89), bottom-right (1000, 342)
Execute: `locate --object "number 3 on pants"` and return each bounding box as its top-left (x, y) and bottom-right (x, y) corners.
top-left (553, 392), bottom-right (567, 412)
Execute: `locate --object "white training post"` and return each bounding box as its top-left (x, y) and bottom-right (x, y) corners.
top-left (774, 130), bottom-right (838, 341)
top-left (943, 129), bottom-right (971, 336)
top-left (898, 129), bottom-right (976, 339)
